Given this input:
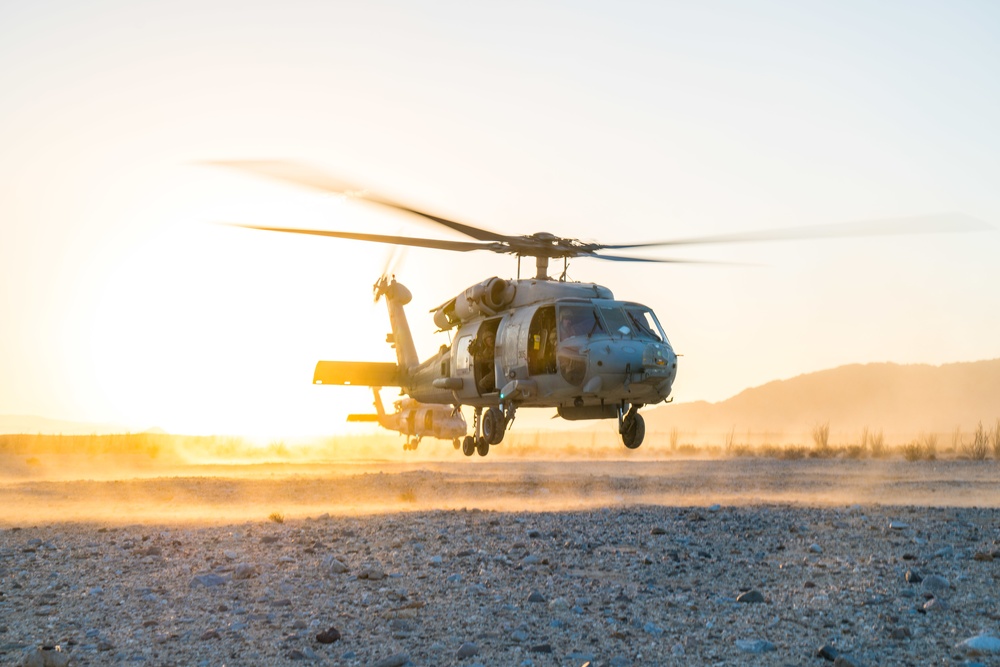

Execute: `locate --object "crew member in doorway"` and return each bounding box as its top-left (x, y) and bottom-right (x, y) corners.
top-left (477, 330), bottom-right (496, 393)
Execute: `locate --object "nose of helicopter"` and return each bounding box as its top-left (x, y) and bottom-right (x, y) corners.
top-left (639, 340), bottom-right (677, 396)
top-left (561, 339), bottom-right (676, 402)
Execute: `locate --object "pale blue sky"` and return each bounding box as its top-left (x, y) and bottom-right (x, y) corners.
top-left (1, 1), bottom-right (998, 435)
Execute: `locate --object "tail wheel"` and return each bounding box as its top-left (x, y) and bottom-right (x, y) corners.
top-left (482, 407), bottom-right (505, 445)
top-left (621, 412), bottom-right (645, 449)
top-left (461, 436), bottom-right (475, 457)
top-left (476, 436), bottom-right (490, 457)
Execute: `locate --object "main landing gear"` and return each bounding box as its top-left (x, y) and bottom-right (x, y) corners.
top-left (403, 436), bottom-right (420, 451)
top-left (619, 402), bottom-right (645, 449)
top-left (462, 403), bottom-right (515, 458)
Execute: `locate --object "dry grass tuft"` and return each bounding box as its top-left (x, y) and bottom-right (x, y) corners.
top-left (811, 422), bottom-right (832, 457)
top-left (962, 422), bottom-right (990, 460)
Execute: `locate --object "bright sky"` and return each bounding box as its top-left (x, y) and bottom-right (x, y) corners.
top-left (2, 0), bottom-right (998, 437)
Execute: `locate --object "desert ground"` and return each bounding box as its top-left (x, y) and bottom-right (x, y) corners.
top-left (2, 458), bottom-right (1000, 666)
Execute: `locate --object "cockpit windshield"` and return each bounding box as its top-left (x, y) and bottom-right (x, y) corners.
top-left (557, 304), bottom-right (604, 340)
top-left (598, 306), bottom-right (631, 336)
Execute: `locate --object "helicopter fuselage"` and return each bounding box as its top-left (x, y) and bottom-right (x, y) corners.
top-left (404, 278), bottom-right (677, 415)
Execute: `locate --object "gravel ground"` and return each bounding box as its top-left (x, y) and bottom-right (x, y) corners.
top-left (2, 461), bottom-right (1000, 666)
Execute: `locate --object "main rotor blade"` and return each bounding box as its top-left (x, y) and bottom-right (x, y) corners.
top-left (205, 160), bottom-right (510, 243)
top-left (590, 252), bottom-right (735, 264)
top-left (601, 213), bottom-right (992, 250)
top-left (225, 223), bottom-right (493, 252)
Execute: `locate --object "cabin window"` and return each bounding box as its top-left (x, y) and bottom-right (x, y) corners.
top-left (456, 335), bottom-right (473, 371)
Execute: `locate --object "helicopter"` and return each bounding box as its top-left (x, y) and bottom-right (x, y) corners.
top-left (347, 386), bottom-right (467, 451)
top-left (211, 160), bottom-right (989, 457)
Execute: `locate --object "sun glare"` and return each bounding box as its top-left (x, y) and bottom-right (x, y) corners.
top-left (83, 169), bottom-right (413, 437)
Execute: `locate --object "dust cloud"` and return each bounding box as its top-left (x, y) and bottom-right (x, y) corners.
top-left (3, 431), bottom-right (999, 526)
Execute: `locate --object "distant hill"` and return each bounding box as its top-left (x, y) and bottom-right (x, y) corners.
top-left (644, 359), bottom-right (1000, 443)
top-left (0, 414), bottom-right (136, 435)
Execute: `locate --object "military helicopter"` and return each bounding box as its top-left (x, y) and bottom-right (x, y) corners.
top-left (211, 160), bottom-right (988, 457)
top-left (347, 387), bottom-right (467, 451)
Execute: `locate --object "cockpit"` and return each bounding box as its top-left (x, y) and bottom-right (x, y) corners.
top-left (558, 300), bottom-right (669, 345)
top-left (522, 299), bottom-right (673, 388)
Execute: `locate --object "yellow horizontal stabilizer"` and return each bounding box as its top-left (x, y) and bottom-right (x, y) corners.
top-left (313, 361), bottom-right (400, 386)
top-left (346, 413), bottom-right (380, 422)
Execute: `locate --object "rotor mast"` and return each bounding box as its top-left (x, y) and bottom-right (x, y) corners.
top-left (534, 255), bottom-right (549, 280)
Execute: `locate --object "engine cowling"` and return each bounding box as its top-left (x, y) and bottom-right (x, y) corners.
top-left (432, 277), bottom-right (515, 329)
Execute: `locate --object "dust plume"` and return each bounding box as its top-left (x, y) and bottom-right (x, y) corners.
top-left (3, 431), bottom-right (999, 526)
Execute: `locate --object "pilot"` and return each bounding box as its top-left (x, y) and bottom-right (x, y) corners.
top-left (559, 314), bottom-right (576, 339)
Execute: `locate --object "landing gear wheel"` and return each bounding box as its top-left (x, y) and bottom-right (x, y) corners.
top-left (452, 438), bottom-right (461, 450)
top-left (482, 407), bottom-right (505, 445)
top-left (462, 436), bottom-right (475, 457)
top-left (476, 436), bottom-right (490, 457)
top-left (621, 412), bottom-right (645, 449)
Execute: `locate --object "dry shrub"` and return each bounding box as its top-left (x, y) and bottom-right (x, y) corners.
top-left (901, 434), bottom-right (937, 462)
top-left (811, 422), bottom-right (830, 452)
top-left (901, 441), bottom-right (925, 462)
top-left (727, 444), bottom-right (755, 457)
top-left (779, 445), bottom-right (807, 460)
top-left (268, 512), bottom-right (285, 524)
top-left (758, 443), bottom-right (778, 458)
top-left (844, 445), bottom-right (866, 459)
top-left (962, 422), bottom-right (990, 461)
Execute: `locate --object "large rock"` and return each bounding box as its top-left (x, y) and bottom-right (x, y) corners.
top-left (323, 555), bottom-right (349, 575)
top-left (736, 590), bottom-right (765, 604)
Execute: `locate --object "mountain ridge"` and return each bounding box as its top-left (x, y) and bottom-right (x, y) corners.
top-left (645, 358), bottom-right (1000, 442)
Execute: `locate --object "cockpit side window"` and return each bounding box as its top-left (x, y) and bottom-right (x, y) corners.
top-left (625, 307), bottom-right (666, 342)
top-left (558, 305), bottom-right (604, 341)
